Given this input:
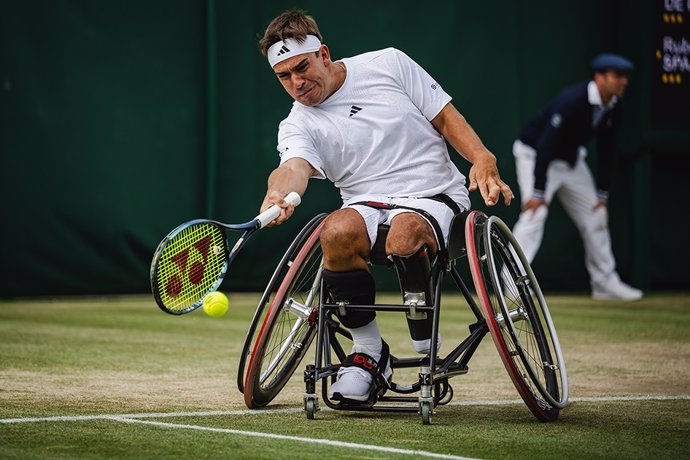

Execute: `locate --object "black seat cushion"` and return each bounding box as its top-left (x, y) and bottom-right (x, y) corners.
top-left (369, 225), bottom-right (392, 266)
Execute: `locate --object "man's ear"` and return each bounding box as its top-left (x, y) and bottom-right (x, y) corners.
top-left (319, 44), bottom-right (331, 64)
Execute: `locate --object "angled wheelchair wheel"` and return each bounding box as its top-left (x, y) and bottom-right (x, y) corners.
top-left (237, 213), bottom-right (328, 394)
top-left (242, 215), bottom-right (326, 408)
top-left (466, 211), bottom-right (568, 422)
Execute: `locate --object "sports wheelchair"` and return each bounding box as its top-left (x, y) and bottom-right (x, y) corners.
top-left (236, 209), bottom-right (568, 424)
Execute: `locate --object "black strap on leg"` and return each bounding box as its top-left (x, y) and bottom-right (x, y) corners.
top-left (428, 193), bottom-right (463, 215)
top-left (322, 269), bottom-right (376, 328)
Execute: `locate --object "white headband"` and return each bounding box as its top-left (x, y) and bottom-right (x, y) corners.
top-left (267, 35), bottom-right (322, 67)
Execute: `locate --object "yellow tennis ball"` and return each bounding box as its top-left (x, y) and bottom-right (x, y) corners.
top-left (202, 291), bottom-right (228, 317)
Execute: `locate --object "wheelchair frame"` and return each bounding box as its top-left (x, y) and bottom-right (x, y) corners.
top-left (237, 210), bottom-right (568, 424)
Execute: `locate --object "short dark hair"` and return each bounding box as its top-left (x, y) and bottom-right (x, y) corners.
top-left (258, 9), bottom-right (323, 57)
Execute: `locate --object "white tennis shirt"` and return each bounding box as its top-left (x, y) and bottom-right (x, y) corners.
top-left (277, 47), bottom-right (470, 209)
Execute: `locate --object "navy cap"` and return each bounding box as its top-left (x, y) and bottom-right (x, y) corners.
top-left (591, 53), bottom-right (634, 73)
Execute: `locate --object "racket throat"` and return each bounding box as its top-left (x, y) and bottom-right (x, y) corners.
top-left (231, 237), bottom-right (246, 253)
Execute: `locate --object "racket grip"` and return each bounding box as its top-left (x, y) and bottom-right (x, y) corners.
top-left (256, 192), bottom-right (302, 228)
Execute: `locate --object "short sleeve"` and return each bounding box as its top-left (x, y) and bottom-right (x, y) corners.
top-left (277, 117), bottom-right (327, 180)
top-left (387, 48), bottom-right (452, 121)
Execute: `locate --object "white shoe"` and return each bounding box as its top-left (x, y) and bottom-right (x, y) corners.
top-left (328, 346), bottom-right (392, 402)
top-left (329, 366), bottom-right (373, 401)
top-left (592, 278), bottom-right (643, 301)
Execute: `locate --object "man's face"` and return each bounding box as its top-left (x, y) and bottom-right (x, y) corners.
top-left (273, 47), bottom-right (330, 106)
top-left (598, 69), bottom-right (630, 99)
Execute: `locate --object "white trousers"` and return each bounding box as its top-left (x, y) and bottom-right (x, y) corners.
top-left (511, 140), bottom-right (618, 288)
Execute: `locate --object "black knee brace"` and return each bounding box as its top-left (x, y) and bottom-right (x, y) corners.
top-left (390, 245), bottom-right (434, 341)
top-left (322, 269), bottom-right (376, 328)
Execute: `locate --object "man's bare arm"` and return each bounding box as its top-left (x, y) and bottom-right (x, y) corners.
top-left (431, 103), bottom-right (513, 206)
top-left (261, 157), bottom-right (315, 225)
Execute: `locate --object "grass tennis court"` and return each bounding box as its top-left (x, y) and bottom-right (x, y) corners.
top-left (2, 293), bottom-right (689, 459)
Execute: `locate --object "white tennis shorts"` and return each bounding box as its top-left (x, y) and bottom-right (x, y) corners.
top-left (343, 195), bottom-right (463, 249)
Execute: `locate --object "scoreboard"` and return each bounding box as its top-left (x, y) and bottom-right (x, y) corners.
top-left (652, 0), bottom-right (690, 130)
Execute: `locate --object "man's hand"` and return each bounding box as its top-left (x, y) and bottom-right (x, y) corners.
top-left (261, 158), bottom-right (313, 226)
top-left (522, 197), bottom-right (547, 214)
top-left (260, 191), bottom-right (297, 227)
top-left (468, 156), bottom-right (514, 207)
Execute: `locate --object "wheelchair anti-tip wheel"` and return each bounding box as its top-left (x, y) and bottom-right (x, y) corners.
top-left (420, 400), bottom-right (432, 425)
top-left (241, 214), bottom-right (327, 408)
top-left (466, 211), bottom-right (569, 422)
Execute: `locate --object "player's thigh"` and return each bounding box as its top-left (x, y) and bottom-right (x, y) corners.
top-left (386, 212), bottom-right (437, 255)
top-left (320, 208), bottom-right (370, 259)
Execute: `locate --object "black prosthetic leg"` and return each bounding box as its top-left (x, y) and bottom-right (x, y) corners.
top-left (390, 245), bottom-right (435, 345)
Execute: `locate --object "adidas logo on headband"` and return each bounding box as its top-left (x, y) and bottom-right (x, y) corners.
top-left (268, 35), bottom-right (322, 67)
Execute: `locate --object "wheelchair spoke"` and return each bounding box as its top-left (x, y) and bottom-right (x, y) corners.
top-left (243, 213), bottom-right (326, 409)
top-left (303, 260), bottom-right (324, 307)
top-left (468, 213), bottom-right (568, 420)
top-left (260, 317), bottom-right (307, 385)
top-left (259, 246), bottom-right (323, 387)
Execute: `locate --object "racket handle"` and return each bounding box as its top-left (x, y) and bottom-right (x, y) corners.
top-left (256, 192), bottom-right (302, 228)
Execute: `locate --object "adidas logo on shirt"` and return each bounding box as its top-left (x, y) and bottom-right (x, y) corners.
top-left (349, 105), bottom-right (362, 117)
top-left (277, 45), bottom-right (290, 56)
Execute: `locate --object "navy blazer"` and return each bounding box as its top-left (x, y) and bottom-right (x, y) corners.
top-left (518, 81), bottom-right (622, 196)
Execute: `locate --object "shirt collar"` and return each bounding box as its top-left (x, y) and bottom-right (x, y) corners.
top-left (588, 80), bottom-right (617, 109)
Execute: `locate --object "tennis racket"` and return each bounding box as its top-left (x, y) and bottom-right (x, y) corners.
top-left (150, 192), bottom-right (301, 315)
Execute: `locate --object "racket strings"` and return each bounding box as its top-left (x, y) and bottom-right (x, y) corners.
top-left (154, 223), bottom-right (227, 312)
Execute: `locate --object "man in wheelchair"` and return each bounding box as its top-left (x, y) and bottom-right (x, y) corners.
top-left (257, 9), bottom-right (514, 403)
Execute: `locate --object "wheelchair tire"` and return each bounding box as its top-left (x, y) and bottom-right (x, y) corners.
top-left (466, 211), bottom-right (569, 422)
top-left (243, 216), bottom-right (326, 408)
top-left (236, 214), bottom-right (328, 394)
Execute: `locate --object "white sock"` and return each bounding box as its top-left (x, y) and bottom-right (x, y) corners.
top-left (412, 333), bottom-right (442, 354)
top-left (348, 319), bottom-right (382, 362)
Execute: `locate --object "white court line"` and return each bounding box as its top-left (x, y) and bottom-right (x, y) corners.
top-left (570, 395), bottom-right (690, 402)
top-left (108, 416), bottom-right (477, 460)
top-left (1, 395), bottom-right (688, 424)
top-left (2, 395), bottom-right (688, 424)
top-left (0, 408), bottom-right (304, 424)
top-left (447, 394), bottom-right (690, 407)
top-left (2, 396), bottom-right (688, 460)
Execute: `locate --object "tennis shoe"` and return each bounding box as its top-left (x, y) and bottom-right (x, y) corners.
top-left (329, 366), bottom-right (374, 401)
top-left (592, 278), bottom-right (642, 301)
top-left (328, 344), bottom-right (392, 402)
